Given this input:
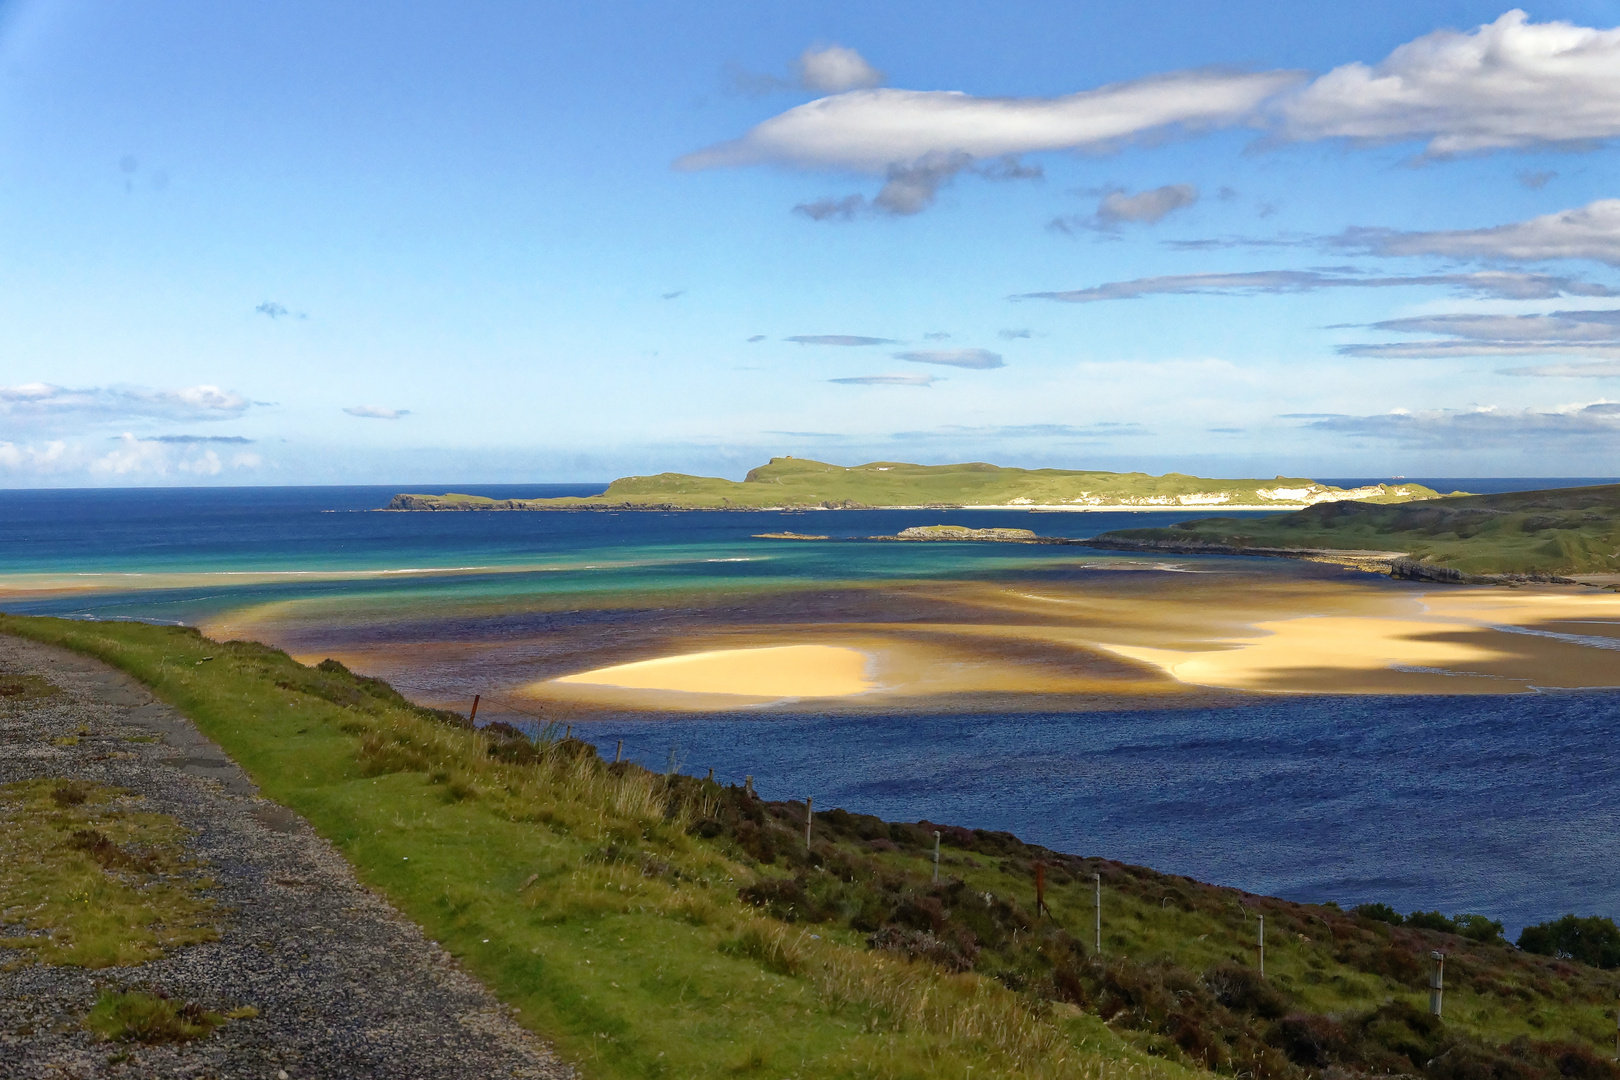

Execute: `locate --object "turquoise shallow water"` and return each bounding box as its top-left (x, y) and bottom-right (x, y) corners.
top-left (3, 482), bottom-right (1617, 933)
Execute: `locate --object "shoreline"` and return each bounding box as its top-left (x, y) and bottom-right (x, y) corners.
top-left (379, 502), bottom-right (1323, 513)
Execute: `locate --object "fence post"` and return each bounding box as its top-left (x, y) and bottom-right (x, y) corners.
top-left (1035, 861), bottom-right (1047, 917)
top-left (932, 830), bottom-right (941, 882)
top-left (469, 694), bottom-right (480, 723)
top-left (1094, 872), bottom-right (1102, 954)
top-left (805, 796), bottom-right (814, 849)
top-left (614, 739), bottom-right (623, 763)
top-left (1258, 914), bottom-right (1265, 978)
top-left (1430, 951), bottom-right (1445, 1017)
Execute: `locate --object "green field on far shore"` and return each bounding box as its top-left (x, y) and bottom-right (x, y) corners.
top-left (1098, 483), bottom-right (1620, 577)
top-left (388, 457), bottom-right (1445, 512)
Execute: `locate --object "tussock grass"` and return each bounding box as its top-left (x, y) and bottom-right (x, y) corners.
top-left (0, 777), bottom-right (217, 968)
top-left (83, 989), bottom-right (250, 1043)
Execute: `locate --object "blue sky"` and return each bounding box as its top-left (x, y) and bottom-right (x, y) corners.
top-left (4, 1), bottom-right (1620, 485)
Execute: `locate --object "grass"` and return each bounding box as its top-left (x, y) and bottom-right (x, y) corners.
top-left (0, 776), bottom-right (218, 968)
top-left (0, 614), bottom-right (1194, 1080)
top-left (389, 457), bottom-right (1445, 511)
top-left (5, 613), bottom-right (1616, 1080)
top-left (82, 989), bottom-right (247, 1043)
top-left (1097, 483), bottom-right (1620, 576)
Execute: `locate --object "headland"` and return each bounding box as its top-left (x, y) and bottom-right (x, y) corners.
top-left (386, 457), bottom-right (1449, 512)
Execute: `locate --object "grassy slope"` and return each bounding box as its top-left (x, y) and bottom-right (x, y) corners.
top-left (5, 615), bottom-right (1617, 1080)
top-left (1, 615), bottom-right (1190, 1080)
top-left (391, 458), bottom-right (1444, 511)
top-left (1096, 484), bottom-right (1620, 576)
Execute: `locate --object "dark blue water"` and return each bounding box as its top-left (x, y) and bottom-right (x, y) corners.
top-left (585, 694), bottom-right (1617, 936)
top-left (3, 483), bottom-right (1617, 935)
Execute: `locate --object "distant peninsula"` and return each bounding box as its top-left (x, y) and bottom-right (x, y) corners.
top-left (1091, 482), bottom-right (1620, 580)
top-left (387, 457), bottom-right (1448, 512)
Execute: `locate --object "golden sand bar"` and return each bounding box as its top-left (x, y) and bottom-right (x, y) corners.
top-left (553, 644), bottom-right (873, 700)
top-left (1098, 588), bottom-right (1620, 693)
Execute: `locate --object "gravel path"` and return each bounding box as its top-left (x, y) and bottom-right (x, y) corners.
top-left (0, 634), bottom-right (574, 1080)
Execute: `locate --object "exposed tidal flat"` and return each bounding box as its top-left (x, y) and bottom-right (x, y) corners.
top-left (2, 483), bottom-right (1619, 932)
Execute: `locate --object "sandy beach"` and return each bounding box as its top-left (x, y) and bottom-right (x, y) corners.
top-left (551, 644), bottom-right (873, 702)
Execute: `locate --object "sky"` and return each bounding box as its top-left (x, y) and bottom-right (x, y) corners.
top-left (5, 1), bottom-right (1620, 485)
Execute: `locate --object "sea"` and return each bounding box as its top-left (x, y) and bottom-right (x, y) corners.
top-left (2, 478), bottom-right (1615, 936)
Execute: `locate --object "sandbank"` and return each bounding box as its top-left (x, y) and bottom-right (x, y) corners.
top-left (552, 644), bottom-right (873, 700)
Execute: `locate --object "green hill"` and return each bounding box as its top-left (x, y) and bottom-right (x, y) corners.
top-left (5, 614), bottom-right (1620, 1080)
top-left (389, 457), bottom-right (1445, 511)
top-left (1095, 483), bottom-right (1620, 577)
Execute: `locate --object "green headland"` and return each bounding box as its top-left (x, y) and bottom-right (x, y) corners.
top-left (1094, 483), bottom-right (1620, 578)
top-left (388, 457), bottom-right (1448, 512)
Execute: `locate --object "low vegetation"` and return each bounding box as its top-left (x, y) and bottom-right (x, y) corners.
top-left (388, 457), bottom-right (1443, 511)
top-left (1098, 483), bottom-right (1620, 576)
top-left (0, 776), bottom-right (217, 968)
top-left (4, 614), bottom-right (1617, 1080)
top-left (83, 989), bottom-right (252, 1044)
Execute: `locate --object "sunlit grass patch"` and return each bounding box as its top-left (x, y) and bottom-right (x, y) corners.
top-left (0, 778), bottom-right (217, 968)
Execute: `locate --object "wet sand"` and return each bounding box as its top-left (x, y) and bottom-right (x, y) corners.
top-left (552, 644), bottom-right (873, 703)
top-left (125, 563), bottom-right (1620, 711)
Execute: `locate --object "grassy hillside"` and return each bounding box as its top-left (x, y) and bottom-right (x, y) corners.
top-left (388, 458), bottom-right (1446, 511)
top-left (6, 615), bottom-right (1618, 1080)
top-left (1096, 483), bottom-right (1620, 576)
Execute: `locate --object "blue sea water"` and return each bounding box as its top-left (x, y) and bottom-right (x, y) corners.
top-left (1, 481), bottom-right (1616, 934)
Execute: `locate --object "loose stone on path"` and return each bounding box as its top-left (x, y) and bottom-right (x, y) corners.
top-left (0, 633), bottom-right (572, 1080)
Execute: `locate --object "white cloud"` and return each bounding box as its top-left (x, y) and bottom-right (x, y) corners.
top-left (786, 334), bottom-right (897, 346)
top-left (796, 45), bottom-right (883, 93)
top-left (1277, 11), bottom-right (1620, 155)
top-left (343, 405), bottom-right (411, 419)
top-left (892, 348), bottom-right (1005, 369)
top-left (677, 70), bottom-right (1302, 175)
top-left (1342, 199), bottom-right (1620, 265)
top-left (0, 383), bottom-right (251, 424)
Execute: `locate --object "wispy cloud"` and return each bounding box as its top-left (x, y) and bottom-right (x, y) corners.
top-left (747, 334), bottom-right (766, 342)
top-left (787, 334), bottom-right (897, 346)
top-left (343, 405), bottom-right (410, 419)
top-left (828, 374), bottom-right (939, 386)
top-left (894, 421), bottom-right (1145, 440)
top-left (0, 383), bottom-right (252, 424)
top-left (256, 301), bottom-right (288, 319)
top-left (998, 328), bottom-right (1033, 340)
top-left (1503, 361), bottom-right (1620, 378)
top-left (0, 433), bottom-right (264, 478)
top-left (1339, 199), bottom-right (1620, 266)
top-left (1299, 403), bottom-right (1620, 447)
top-left (1054, 184), bottom-right (1199, 233)
top-left (1340, 308), bottom-right (1620, 361)
top-left (1017, 269), bottom-right (1620, 303)
top-left (893, 348), bottom-right (1004, 369)
top-left (661, 289), bottom-right (686, 300)
top-left (1275, 11), bottom-right (1620, 157)
top-left (131, 434), bottom-right (255, 444)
